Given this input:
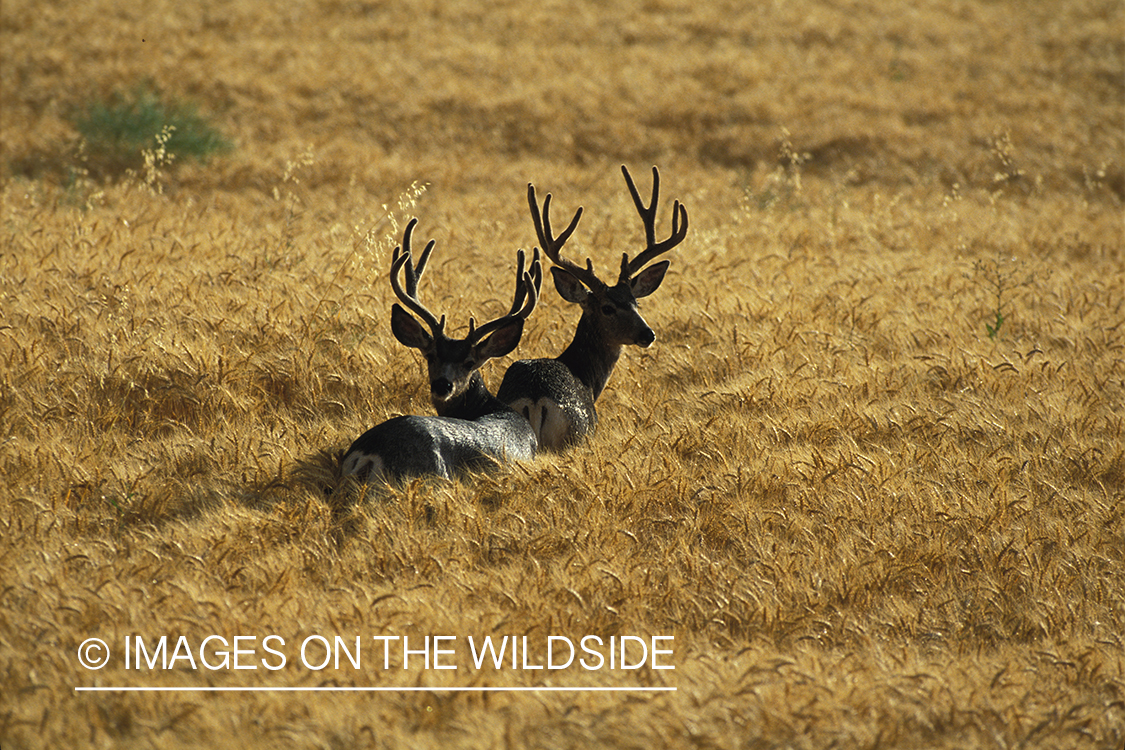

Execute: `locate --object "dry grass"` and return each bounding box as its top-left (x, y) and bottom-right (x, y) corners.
top-left (2, 0), bottom-right (1124, 747)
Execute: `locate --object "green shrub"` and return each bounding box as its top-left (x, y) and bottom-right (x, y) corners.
top-left (70, 85), bottom-right (232, 177)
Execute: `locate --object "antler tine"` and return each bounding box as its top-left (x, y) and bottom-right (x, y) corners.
top-left (390, 218), bottom-right (444, 335)
top-left (620, 165), bottom-right (690, 282)
top-left (403, 218), bottom-right (435, 298)
top-left (466, 247), bottom-right (543, 345)
top-left (505, 245), bottom-right (543, 317)
top-left (527, 183), bottom-right (599, 289)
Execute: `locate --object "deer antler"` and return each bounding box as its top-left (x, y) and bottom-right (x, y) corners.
top-left (619, 165), bottom-right (688, 283)
top-left (528, 183), bottom-right (600, 289)
top-left (390, 218), bottom-right (444, 335)
top-left (467, 247), bottom-right (542, 345)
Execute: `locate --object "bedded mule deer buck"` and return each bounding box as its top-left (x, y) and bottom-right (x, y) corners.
top-left (341, 219), bottom-right (542, 482)
top-left (496, 165), bottom-right (689, 451)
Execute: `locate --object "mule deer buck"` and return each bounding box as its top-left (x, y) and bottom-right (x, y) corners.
top-left (341, 219), bottom-right (542, 482)
top-left (496, 165), bottom-right (688, 451)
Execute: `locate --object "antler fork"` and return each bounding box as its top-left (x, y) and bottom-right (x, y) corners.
top-left (390, 218), bottom-right (443, 335)
top-left (467, 247), bottom-right (543, 344)
top-left (527, 183), bottom-right (599, 289)
top-left (619, 165), bottom-right (689, 283)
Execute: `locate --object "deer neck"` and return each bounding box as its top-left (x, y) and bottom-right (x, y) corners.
top-left (557, 313), bottom-right (620, 401)
top-left (434, 372), bottom-right (504, 420)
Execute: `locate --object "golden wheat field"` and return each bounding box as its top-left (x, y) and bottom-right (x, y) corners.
top-left (2, 0), bottom-right (1124, 747)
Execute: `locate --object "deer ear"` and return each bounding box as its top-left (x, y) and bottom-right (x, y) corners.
top-left (390, 304), bottom-right (433, 350)
top-left (629, 260), bottom-right (669, 298)
top-left (473, 319), bottom-right (524, 361)
top-left (551, 266), bottom-right (589, 304)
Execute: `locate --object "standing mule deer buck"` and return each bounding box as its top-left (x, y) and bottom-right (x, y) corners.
top-left (497, 165), bottom-right (689, 451)
top-left (341, 219), bottom-right (542, 482)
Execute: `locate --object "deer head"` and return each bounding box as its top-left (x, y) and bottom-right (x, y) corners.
top-left (389, 219), bottom-right (542, 411)
top-left (530, 165), bottom-right (688, 348)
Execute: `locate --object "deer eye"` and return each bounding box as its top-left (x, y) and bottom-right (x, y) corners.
top-left (601, 304), bottom-right (615, 316)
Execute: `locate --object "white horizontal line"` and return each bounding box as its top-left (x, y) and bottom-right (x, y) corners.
top-left (75, 686), bottom-right (675, 692)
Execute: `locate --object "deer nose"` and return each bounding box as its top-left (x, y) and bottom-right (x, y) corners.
top-left (635, 327), bottom-right (656, 347)
top-left (431, 378), bottom-right (454, 398)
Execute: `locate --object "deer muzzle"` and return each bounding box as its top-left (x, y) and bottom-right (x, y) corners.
top-left (431, 378), bottom-right (455, 398)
